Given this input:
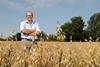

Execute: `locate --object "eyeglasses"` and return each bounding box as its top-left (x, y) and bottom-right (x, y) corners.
top-left (26, 15), bottom-right (33, 16)
top-left (26, 15), bottom-right (33, 18)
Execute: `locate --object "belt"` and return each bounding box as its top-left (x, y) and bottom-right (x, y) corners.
top-left (22, 38), bottom-right (32, 41)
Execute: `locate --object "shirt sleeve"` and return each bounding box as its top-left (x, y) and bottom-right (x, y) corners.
top-left (20, 21), bottom-right (25, 31)
top-left (35, 23), bottom-right (41, 32)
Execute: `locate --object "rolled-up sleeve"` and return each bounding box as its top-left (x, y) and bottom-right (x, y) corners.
top-left (20, 22), bottom-right (25, 31)
top-left (36, 23), bottom-right (41, 32)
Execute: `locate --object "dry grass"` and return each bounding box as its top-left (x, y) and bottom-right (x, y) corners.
top-left (0, 41), bottom-right (100, 67)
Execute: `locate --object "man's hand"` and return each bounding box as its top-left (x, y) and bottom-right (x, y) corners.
top-left (29, 31), bottom-right (40, 36)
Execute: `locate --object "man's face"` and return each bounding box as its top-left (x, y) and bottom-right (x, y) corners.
top-left (26, 12), bottom-right (33, 22)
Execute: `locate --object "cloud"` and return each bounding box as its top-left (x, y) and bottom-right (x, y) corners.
top-left (0, 0), bottom-right (62, 11)
top-left (0, 0), bottom-right (22, 10)
top-left (22, 0), bottom-right (62, 10)
top-left (0, 0), bottom-right (92, 11)
top-left (64, 0), bottom-right (92, 4)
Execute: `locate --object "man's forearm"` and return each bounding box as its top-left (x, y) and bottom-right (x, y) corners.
top-left (21, 29), bottom-right (35, 35)
top-left (29, 31), bottom-right (40, 36)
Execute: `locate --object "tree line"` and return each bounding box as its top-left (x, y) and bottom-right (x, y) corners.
top-left (0, 12), bottom-right (100, 41)
top-left (61, 12), bottom-right (100, 41)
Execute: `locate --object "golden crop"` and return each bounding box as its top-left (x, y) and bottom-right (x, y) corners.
top-left (0, 41), bottom-right (100, 67)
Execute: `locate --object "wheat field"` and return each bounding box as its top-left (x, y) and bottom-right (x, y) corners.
top-left (0, 41), bottom-right (100, 67)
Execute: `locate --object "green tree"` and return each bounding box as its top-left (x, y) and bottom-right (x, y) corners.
top-left (61, 22), bottom-right (72, 41)
top-left (15, 32), bottom-right (21, 41)
top-left (61, 16), bottom-right (85, 41)
top-left (87, 12), bottom-right (100, 41)
top-left (71, 16), bottom-right (84, 41)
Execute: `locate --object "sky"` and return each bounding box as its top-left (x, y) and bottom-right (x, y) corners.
top-left (0, 0), bottom-right (100, 37)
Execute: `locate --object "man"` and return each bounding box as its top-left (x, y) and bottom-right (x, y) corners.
top-left (20, 11), bottom-right (41, 51)
top-left (20, 11), bottom-right (40, 41)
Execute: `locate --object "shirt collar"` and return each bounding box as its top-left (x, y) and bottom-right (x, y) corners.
top-left (25, 20), bottom-right (36, 24)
